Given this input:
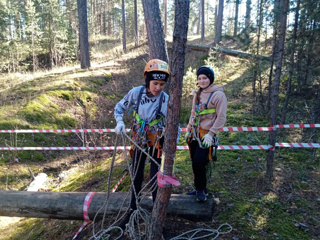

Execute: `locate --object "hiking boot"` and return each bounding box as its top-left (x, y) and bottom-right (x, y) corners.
top-left (196, 190), bottom-right (207, 202)
top-left (118, 209), bottom-right (133, 230)
top-left (187, 188), bottom-right (208, 196)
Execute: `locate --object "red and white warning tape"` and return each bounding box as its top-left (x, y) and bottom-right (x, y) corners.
top-left (276, 124), bottom-right (320, 129)
top-left (72, 192), bottom-right (96, 240)
top-left (276, 142), bottom-right (320, 148)
top-left (111, 172), bottom-right (127, 192)
top-left (0, 146), bottom-right (131, 150)
top-left (0, 123), bottom-right (319, 134)
top-left (1, 143), bottom-right (319, 151)
top-left (0, 128), bottom-right (125, 133)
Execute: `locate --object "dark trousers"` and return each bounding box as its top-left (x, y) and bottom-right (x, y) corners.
top-left (130, 146), bottom-right (161, 210)
top-left (188, 140), bottom-right (210, 190)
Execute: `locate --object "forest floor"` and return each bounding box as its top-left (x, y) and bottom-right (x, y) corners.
top-left (0, 36), bottom-right (319, 240)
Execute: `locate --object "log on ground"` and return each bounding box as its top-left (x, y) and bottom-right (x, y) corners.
top-left (0, 191), bottom-right (214, 221)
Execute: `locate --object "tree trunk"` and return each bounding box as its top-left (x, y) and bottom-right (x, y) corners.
top-left (164, 0), bottom-right (168, 39)
top-left (233, 0), bottom-right (239, 37)
top-left (213, 0), bottom-right (224, 46)
top-left (197, 1), bottom-right (200, 34)
top-left (214, 0), bottom-right (218, 35)
top-left (122, 0), bottom-right (126, 51)
top-left (267, 0), bottom-right (281, 112)
top-left (103, 0), bottom-right (106, 35)
top-left (0, 191), bottom-right (214, 220)
top-left (281, 0), bottom-right (300, 124)
top-left (77, 0), bottom-right (91, 69)
top-left (147, 0), bottom-right (190, 239)
top-left (243, 0), bottom-right (252, 44)
top-left (201, 0), bottom-right (205, 40)
top-left (253, 0), bottom-right (264, 102)
top-left (266, 0), bottom-right (289, 184)
top-left (245, 0), bottom-right (251, 29)
top-left (134, 0), bottom-right (139, 46)
top-left (183, 43), bottom-right (270, 61)
top-left (107, 0), bottom-right (112, 36)
top-left (67, 0), bottom-right (72, 30)
top-left (142, 0), bottom-right (168, 61)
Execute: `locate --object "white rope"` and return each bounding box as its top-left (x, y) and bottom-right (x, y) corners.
top-left (87, 132), bottom-right (159, 240)
top-left (87, 132), bottom-right (233, 240)
top-left (169, 223), bottom-right (233, 240)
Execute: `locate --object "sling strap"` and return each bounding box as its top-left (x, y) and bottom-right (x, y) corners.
top-left (194, 92), bottom-right (216, 127)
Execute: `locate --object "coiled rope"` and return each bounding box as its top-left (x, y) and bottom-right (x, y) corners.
top-left (87, 132), bottom-right (232, 240)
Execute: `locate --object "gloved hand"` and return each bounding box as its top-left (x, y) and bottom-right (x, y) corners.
top-left (201, 133), bottom-right (213, 148)
top-left (115, 121), bottom-right (125, 134)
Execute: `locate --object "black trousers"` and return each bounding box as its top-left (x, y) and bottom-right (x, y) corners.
top-left (188, 140), bottom-right (210, 190)
top-left (130, 146), bottom-right (161, 210)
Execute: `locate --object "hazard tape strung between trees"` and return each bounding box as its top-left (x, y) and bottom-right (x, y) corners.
top-left (1, 143), bottom-right (320, 151)
top-left (0, 124), bottom-right (319, 150)
top-left (0, 123), bottom-right (319, 133)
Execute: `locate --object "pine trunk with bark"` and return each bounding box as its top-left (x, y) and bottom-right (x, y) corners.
top-left (213, 0), bottom-right (224, 46)
top-left (134, 0), bottom-right (139, 46)
top-left (252, 0), bottom-right (263, 100)
top-left (201, 0), bottom-right (205, 40)
top-left (266, 0), bottom-right (289, 184)
top-left (147, 0), bottom-right (190, 239)
top-left (281, 0), bottom-right (300, 124)
top-left (122, 0), bottom-right (126, 51)
top-left (77, 0), bottom-right (91, 69)
top-left (142, 0), bottom-right (168, 61)
top-left (233, 0), bottom-right (239, 37)
top-left (164, 0), bottom-right (168, 39)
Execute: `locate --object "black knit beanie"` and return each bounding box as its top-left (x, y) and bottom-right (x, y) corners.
top-left (196, 66), bottom-right (215, 85)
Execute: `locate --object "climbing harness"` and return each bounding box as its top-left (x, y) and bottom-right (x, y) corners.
top-left (187, 92), bottom-right (220, 161)
top-left (194, 92), bottom-right (216, 127)
top-left (128, 86), bottom-right (166, 159)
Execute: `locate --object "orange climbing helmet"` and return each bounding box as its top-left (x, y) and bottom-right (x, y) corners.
top-left (143, 59), bottom-right (170, 76)
top-left (144, 59), bottom-right (170, 88)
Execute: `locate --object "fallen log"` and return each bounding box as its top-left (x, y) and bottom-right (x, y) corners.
top-left (184, 43), bottom-right (271, 61)
top-left (0, 191), bottom-right (214, 220)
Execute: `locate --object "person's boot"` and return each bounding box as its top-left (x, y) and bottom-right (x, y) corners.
top-left (187, 188), bottom-right (208, 196)
top-left (196, 189), bottom-right (207, 202)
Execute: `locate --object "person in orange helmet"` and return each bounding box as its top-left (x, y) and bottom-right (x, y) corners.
top-left (114, 59), bottom-right (181, 230)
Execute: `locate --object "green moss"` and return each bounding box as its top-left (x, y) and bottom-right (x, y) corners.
top-left (73, 90), bottom-right (93, 105)
top-left (0, 119), bottom-right (30, 129)
top-left (19, 94), bottom-right (76, 129)
top-left (48, 90), bottom-right (73, 100)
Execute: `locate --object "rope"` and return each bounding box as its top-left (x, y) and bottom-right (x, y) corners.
top-left (170, 223), bottom-right (233, 240)
top-left (83, 132), bottom-right (233, 240)
top-left (122, 132), bottom-right (161, 168)
top-left (89, 134), bottom-right (131, 240)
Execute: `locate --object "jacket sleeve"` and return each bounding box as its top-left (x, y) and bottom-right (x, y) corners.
top-left (208, 91), bottom-right (227, 136)
top-left (114, 87), bottom-right (139, 123)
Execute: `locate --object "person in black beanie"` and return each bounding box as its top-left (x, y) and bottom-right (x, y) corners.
top-left (185, 65), bottom-right (227, 202)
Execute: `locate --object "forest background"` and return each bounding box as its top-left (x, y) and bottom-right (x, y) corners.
top-left (0, 0), bottom-right (319, 239)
